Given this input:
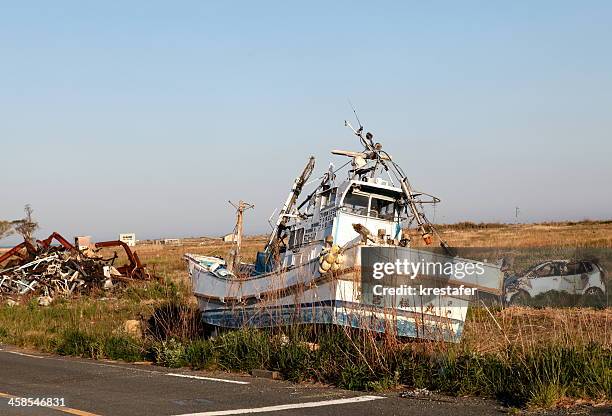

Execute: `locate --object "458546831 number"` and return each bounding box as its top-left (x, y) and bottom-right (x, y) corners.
top-left (8, 397), bottom-right (65, 407)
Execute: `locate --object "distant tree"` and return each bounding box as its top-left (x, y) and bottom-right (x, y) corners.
top-left (11, 204), bottom-right (39, 243)
top-left (0, 220), bottom-right (13, 240)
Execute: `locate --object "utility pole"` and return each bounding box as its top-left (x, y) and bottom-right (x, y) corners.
top-left (515, 206), bottom-right (520, 224)
top-left (227, 200), bottom-right (254, 274)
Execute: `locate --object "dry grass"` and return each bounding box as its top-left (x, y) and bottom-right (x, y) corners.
top-left (465, 307), bottom-right (611, 353)
top-left (89, 225), bottom-right (608, 352)
top-left (120, 237), bottom-right (266, 284)
top-left (118, 221), bottom-right (611, 280)
top-left (1, 222), bottom-right (610, 407)
top-left (2, 222), bottom-right (611, 354)
top-left (427, 221), bottom-right (612, 248)
top-left (124, 222), bottom-right (611, 354)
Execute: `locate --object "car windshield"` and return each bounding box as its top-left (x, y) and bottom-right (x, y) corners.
top-left (563, 262), bottom-right (581, 275)
top-left (530, 263), bottom-right (559, 278)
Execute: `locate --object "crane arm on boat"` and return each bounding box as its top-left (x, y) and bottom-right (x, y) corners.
top-left (265, 156), bottom-right (315, 253)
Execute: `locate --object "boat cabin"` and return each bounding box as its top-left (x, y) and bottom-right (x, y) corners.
top-left (280, 177), bottom-right (405, 268)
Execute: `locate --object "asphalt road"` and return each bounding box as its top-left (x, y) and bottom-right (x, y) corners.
top-left (0, 346), bottom-right (608, 416)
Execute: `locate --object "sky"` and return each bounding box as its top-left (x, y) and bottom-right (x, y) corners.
top-left (1, 1), bottom-right (611, 243)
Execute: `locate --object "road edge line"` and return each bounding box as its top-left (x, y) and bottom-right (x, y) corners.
top-left (171, 395), bottom-right (385, 416)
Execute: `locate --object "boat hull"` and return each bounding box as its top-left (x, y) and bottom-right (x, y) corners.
top-left (197, 296), bottom-right (465, 342)
top-left (185, 243), bottom-right (504, 342)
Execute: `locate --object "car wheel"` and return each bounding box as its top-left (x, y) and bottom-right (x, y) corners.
top-left (581, 287), bottom-right (606, 307)
top-left (510, 290), bottom-right (531, 306)
top-left (584, 287), bottom-right (604, 297)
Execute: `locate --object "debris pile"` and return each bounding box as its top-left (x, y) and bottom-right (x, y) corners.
top-left (0, 232), bottom-right (150, 305)
top-left (400, 388), bottom-right (432, 398)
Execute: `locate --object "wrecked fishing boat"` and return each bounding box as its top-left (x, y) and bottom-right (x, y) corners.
top-left (186, 122), bottom-right (502, 341)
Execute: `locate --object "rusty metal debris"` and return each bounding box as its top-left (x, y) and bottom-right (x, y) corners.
top-left (0, 232), bottom-right (150, 304)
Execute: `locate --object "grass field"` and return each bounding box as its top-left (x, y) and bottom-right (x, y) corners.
top-left (423, 220), bottom-right (612, 248)
top-left (0, 221), bottom-right (611, 409)
top-left (114, 220), bottom-right (612, 283)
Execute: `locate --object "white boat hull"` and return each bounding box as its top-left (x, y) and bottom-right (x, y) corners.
top-left (186, 245), bottom-right (502, 342)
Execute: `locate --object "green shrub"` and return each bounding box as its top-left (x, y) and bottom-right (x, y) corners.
top-left (271, 341), bottom-right (313, 382)
top-left (528, 383), bottom-right (566, 408)
top-left (339, 362), bottom-right (371, 390)
top-left (214, 329), bottom-right (271, 372)
top-left (55, 329), bottom-right (104, 359)
top-left (104, 336), bottom-right (143, 362)
top-left (415, 344), bottom-right (612, 407)
top-left (185, 340), bottom-right (216, 370)
top-left (153, 338), bottom-right (187, 368)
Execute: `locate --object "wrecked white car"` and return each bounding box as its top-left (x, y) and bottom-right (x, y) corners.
top-left (505, 260), bottom-right (606, 304)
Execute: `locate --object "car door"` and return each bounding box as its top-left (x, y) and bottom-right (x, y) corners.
top-left (527, 262), bottom-right (560, 296)
top-left (577, 262), bottom-right (594, 293)
top-left (559, 262), bottom-right (581, 294)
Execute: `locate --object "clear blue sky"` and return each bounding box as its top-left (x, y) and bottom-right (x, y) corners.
top-left (1, 1), bottom-right (611, 242)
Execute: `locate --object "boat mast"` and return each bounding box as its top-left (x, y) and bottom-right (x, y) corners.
top-left (265, 156), bottom-right (315, 253)
top-left (227, 200), bottom-right (254, 273)
top-left (344, 120), bottom-right (454, 255)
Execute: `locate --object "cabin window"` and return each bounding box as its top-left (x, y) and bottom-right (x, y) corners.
top-left (326, 188), bottom-right (337, 207)
top-left (289, 228), bottom-right (304, 249)
top-left (370, 197), bottom-right (396, 220)
top-left (342, 185), bottom-right (402, 220)
top-left (320, 194), bottom-right (328, 208)
top-left (343, 192), bottom-right (369, 216)
top-left (288, 230), bottom-right (296, 249)
top-left (295, 228), bottom-right (304, 247)
top-left (320, 188), bottom-right (337, 209)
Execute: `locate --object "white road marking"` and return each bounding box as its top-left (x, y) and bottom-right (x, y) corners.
top-left (172, 395), bottom-right (385, 415)
top-left (167, 373), bottom-right (250, 385)
top-left (0, 349), bottom-right (43, 358)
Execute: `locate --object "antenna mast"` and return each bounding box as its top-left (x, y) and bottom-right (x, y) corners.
top-left (343, 119), bottom-right (454, 255)
top-left (348, 99), bottom-right (363, 130)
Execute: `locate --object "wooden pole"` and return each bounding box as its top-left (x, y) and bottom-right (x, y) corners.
top-left (228, 200), bottom-right (254, 274)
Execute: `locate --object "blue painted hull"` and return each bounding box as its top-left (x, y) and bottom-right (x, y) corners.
top-left (201, 300), bottom-right (464, 342)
